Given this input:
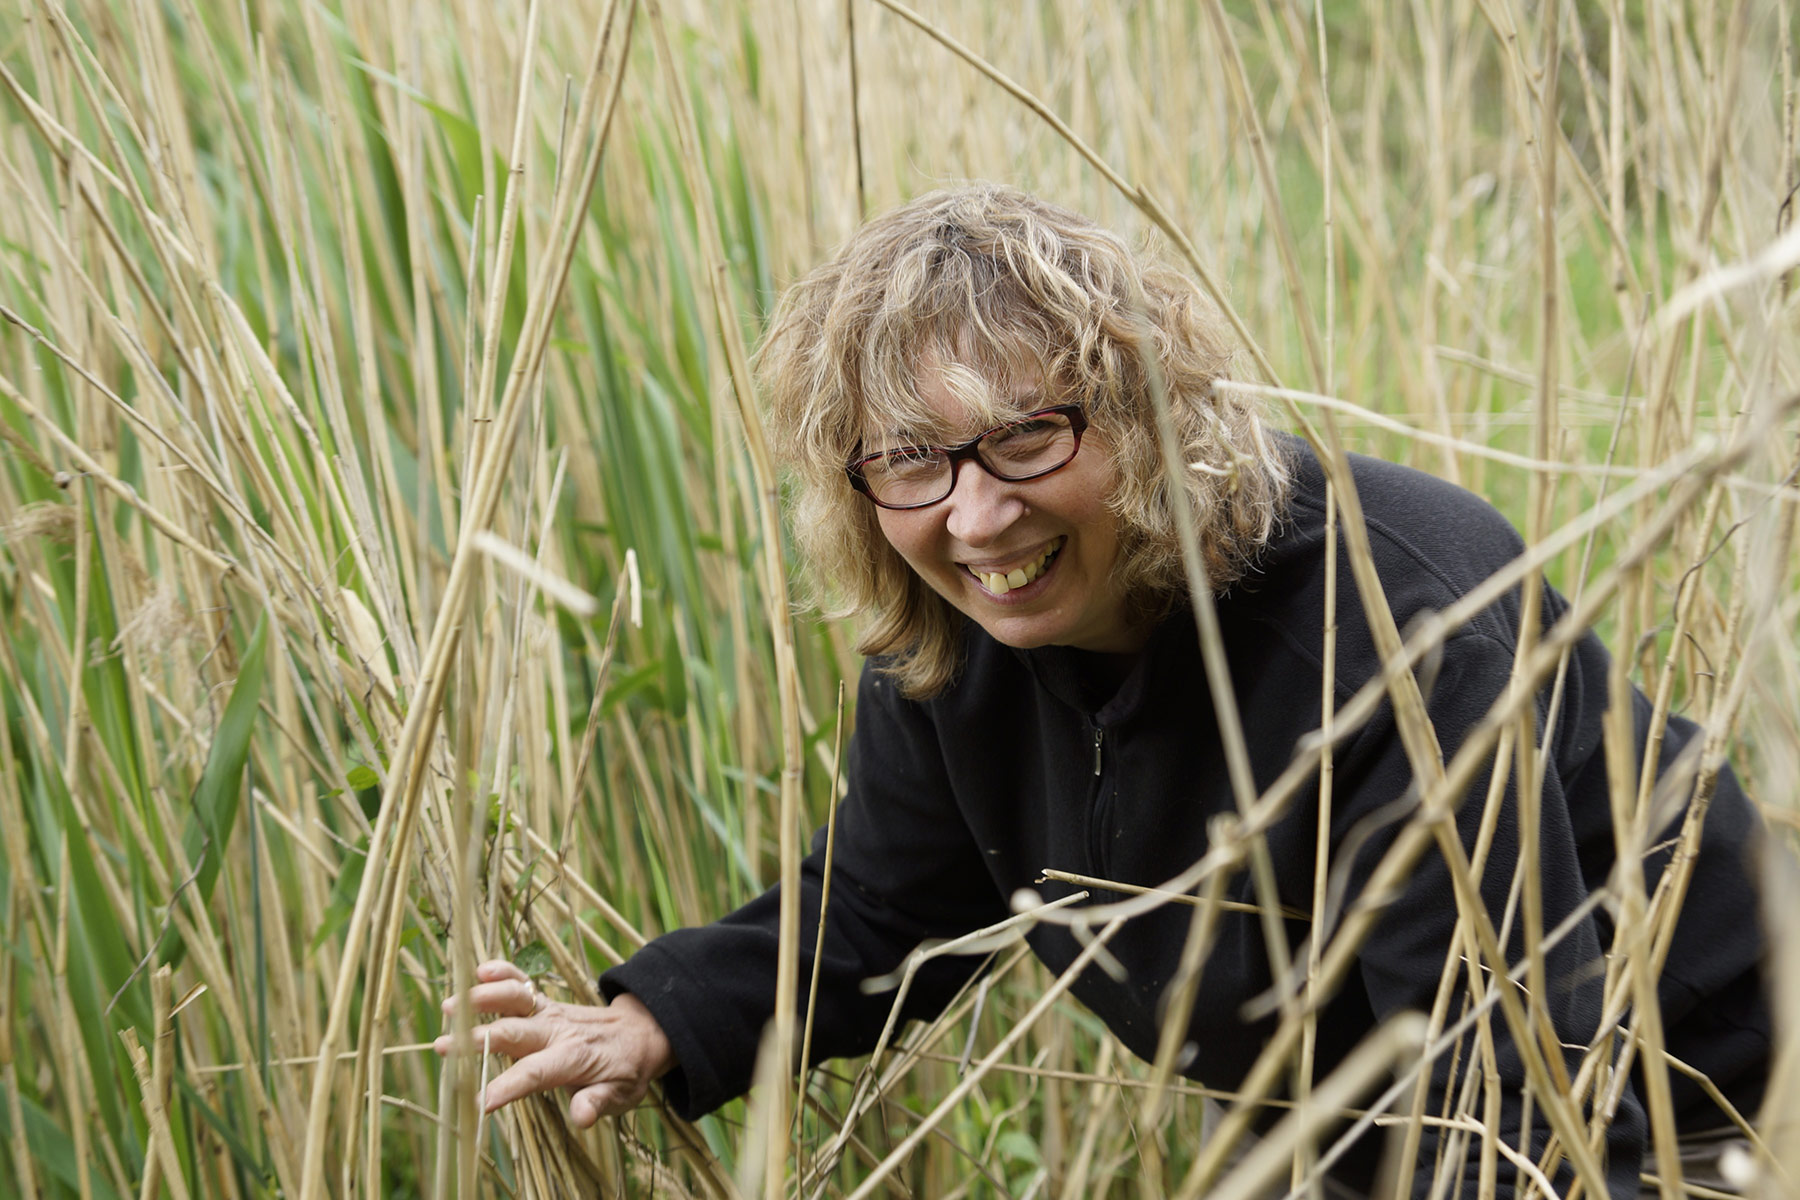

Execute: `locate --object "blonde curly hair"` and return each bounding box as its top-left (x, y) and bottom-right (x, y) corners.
top-left (759, 184), bottom-right (1290, 698)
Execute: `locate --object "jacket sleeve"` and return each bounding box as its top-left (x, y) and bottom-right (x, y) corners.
top-left (1332, 630), bottom-right (1646, 1200)
top-left (599, 663), bottom-right (1011, 1120)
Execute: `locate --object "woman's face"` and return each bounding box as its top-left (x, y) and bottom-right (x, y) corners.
top-left (870, 364), bottom-right (1147, 655)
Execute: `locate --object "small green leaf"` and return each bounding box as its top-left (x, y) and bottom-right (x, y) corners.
top-left (12, 1093), bottom-right (128, 1199)
top-left (513, 941), bottom-right (554, 978)
top-left (603, 661), bottom-right (663, 712)
top-left (192, 615), bottom-right (269, 884)
top-left (996, 1130), bottom-right (1042, 1165)
top-left (309, 834), bottom-right (369, 957)
top-left (156, 616), bottom-right (269, 969)
top-left (173, 1076), bottom-right (276, 1187)
top-left (485, 795), bottom-right (517, 837)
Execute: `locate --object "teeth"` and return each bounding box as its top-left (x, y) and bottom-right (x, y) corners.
top-left (969, 537), bottom-right (1064, 596)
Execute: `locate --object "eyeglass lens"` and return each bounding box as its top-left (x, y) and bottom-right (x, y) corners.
top-left (860, 411), bottom-right (1080, 508)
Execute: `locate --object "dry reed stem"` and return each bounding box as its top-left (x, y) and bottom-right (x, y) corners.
top-left (1138, 869), bottom-right (1233, 1132)
top-left (464, 0), bottom-right (542, 495)
top-left (1143, 339), bottom-right (1306, 1095)
top-left (1197, 0), bottom-right (1327, 391)
top-left (1300, 3), bottom-right (1340, 1181)
top-left (796, 678), bottom-right (848, 1176)
top-left (1037, 869), bottom-right (1308, 922)
top-left (136, 967), bottom-right (190, 1200)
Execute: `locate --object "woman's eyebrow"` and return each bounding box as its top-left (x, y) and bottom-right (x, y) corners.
top-left (883, 420), bottom-right (953, 443)
top-left (867, 427), bottom-right (933, 451)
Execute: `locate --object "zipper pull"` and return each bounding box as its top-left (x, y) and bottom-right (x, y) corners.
top-left (1093, 726), bottom-right (1103, 776)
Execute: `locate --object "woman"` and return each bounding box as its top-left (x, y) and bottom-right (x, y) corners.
top-left (439, 185), bottom-right (1769, 1197)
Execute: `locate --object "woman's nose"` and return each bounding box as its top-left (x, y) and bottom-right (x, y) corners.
top-left (942, 459), bottom-right (1025, 547)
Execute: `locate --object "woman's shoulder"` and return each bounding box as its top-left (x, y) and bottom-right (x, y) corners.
top-left (1253, 434), bottom-right (1535, 650)
top-left (1279, 435), bottom-right (1524, 564)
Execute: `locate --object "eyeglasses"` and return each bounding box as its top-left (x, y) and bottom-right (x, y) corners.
top-left (845, 404), bottom-right (1089, 510)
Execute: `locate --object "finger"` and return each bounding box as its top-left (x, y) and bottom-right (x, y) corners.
top-left (482, 1047), bottom-right (590, 1112)
top-left (475, 960), bottom-right (528, 984)
top-left (441, 978), bottom-right (540, 1018)
top-left (435, 1016), bottom-right (552, 1059)
top-left (440, 960), bottom-right (524, 1015)
top-left (569, 1081), bottom-right (644, 1127)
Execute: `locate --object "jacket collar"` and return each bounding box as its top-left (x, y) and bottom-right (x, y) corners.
top-left (1007, 610), bottom-right (1193, 721)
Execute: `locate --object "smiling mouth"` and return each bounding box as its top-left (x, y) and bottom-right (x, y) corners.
top-left (965, 536), bottom-right (1066, 596)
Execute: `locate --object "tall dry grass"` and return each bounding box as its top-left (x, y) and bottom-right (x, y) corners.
top-left (0, 0), bottom-right (1796, 1196)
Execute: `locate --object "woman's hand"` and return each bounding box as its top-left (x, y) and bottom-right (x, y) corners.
top-left (435, 959), bottom-right (676, 1127)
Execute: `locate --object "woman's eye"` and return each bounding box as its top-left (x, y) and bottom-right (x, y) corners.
top-left (878, 448), bottom-right (942, 476)
top-left (988, 421), bottom-right (1052, 447)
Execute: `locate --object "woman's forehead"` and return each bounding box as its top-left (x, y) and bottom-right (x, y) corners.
top-left (863, 349), bottom-right (1050, 440)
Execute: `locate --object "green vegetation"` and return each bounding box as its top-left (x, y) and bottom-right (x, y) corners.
top-left (1, 0), bottom-right (1796, 1196)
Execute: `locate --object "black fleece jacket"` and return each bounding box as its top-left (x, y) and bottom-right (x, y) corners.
top-left (603, 442), bottom-right (1769, 1198)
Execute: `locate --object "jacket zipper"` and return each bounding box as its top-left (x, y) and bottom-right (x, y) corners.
top-left (1087, 721), bottom-right (1111, 876)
